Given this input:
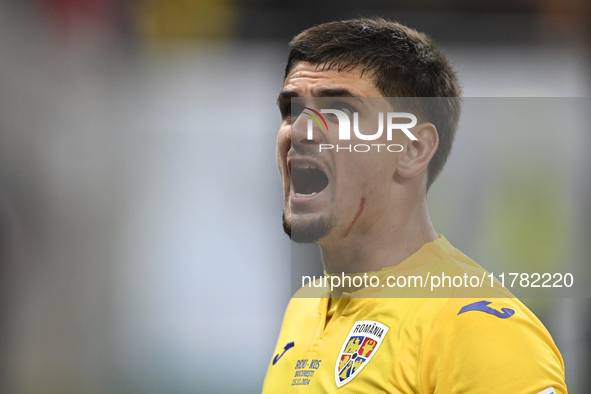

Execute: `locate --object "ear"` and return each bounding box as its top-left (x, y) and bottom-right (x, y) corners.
top-left (395, 122), bottom-right (438, 178)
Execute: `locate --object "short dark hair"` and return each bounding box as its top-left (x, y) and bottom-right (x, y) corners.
top-left (285, 18), bottom-right (462, 189)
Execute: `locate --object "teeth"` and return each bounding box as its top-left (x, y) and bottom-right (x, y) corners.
top-left (295, 192), bottom-right (317, 197)
top-left (292, 163), bottom-right (317, 170)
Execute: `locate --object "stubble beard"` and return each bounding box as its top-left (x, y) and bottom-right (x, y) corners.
top-left (282, 145), bottom-right (335, 243)
top-left (282, 210), bottom-right (336, 244)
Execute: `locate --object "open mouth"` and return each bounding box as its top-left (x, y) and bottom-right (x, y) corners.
top-left (291, 163), bottom-right (329, 197)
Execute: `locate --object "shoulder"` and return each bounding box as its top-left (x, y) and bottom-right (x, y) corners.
top-left (413, 238), bottom-right (566, 392)
top-left (419, 297), bottom-right (566, 393)
top-left (430, 297), bottom-right (554, 342)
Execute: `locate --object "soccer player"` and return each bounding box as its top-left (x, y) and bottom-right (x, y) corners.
top-left (263, 18), bottom-right (567, 393)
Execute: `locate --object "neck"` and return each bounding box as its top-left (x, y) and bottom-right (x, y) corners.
top-left (319, 192), bottom-right (438, 275)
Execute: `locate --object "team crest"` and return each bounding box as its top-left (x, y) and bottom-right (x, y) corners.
top-left (335, 320), bottom-right (389, 388)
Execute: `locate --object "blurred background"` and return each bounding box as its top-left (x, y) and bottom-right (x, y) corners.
top-left (0, 0), bottom-right (589, 393)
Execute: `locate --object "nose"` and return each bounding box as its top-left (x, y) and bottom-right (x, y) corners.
top-left (291, 111), bottom-right (323, 145)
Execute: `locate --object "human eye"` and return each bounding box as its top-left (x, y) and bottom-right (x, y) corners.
top-left (278, 98), bottom-right (290, 119)
top-left (279, 100), bottom-right (304, 122)
top-left (331, 102), bottom-right (355, 116)
top-left (290, 102), bottom-right (304, 119)
top-left (323, 101), bottom-right (355, 122)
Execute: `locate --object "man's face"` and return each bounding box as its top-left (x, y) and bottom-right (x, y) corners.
top-left (277, 62), bottom-right (403, 243)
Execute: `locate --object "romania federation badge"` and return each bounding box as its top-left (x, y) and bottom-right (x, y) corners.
top-left (335, 320), bottom-right (389, 388)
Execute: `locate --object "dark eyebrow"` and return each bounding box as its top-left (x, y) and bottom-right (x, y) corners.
top-left (277, 90), bottom-right (298, 106)
top-left (316, 88), bottom-right (366, 107)
top-left (316, 88), bottom-right (356, 97)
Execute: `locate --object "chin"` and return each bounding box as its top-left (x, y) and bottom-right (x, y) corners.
top-left (283, 211), bottom-right (335, 244)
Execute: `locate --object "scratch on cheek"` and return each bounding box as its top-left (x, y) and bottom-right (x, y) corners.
top-left (343, 197), bottom-right (366, 238)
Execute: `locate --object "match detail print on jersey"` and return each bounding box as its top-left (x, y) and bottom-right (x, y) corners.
top-left (335, 320), bottom-right (389, 388)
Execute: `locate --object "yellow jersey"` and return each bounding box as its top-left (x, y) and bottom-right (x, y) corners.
top-left (263, 236), bottom-right (566, 393)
